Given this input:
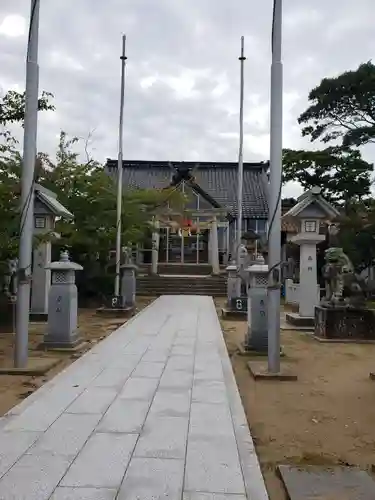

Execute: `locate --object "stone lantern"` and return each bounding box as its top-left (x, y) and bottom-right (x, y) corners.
top-left (283, 187), bottom-right (340, 327)
top-left (244, 255), bottom-right (269, 353)
top-left (31, 184), bottom-right (73, 321)
top-left (43, 250), bottom-right (83, 349)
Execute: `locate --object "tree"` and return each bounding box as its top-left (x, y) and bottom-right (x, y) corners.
top-left (298, 61), bottom-right (375, 147)
top-left (37, 132), bottom-right (184, 261)
top-left (338, 201), bottom-right (375, 272)
top-left (0, 86), bottom-right (186, 300)
top-left (0, 130), bottom-right (185, 300)
top-left (0, 146), bottom-right (20, 270)
top-left (0, 89), bottom-right (55, 270)
top-left (0, 90), bottom-right (54, 126)
top-left (283, 146), bottom-right (373, 208)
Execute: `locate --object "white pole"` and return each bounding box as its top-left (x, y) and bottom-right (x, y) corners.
top-left (15, 0), bottom-right (40, 368)
top-left (267, 0), bottom-right (283, 373)
top-left (236, 36), bottom-right (246, 296)
top-left (114, 35), bottom-right (127, 297)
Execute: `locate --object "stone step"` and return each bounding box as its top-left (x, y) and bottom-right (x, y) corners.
top-left (138, 290), bottom-right (226, 296)
top-left (137, 283), bottom-right (226, 290)
top-left (137, 281), bottom-right (226, 288)
top-left (139, 264), bottom-right (226, 276)
top-left (137, 286), bottom-right (226, 293)
top-left (137, 273), bottom-right (227, 296)
top-left (138, 278), bottom-right (226, 284)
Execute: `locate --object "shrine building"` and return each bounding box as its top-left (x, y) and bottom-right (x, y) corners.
top-left (105, 160), bottom-right (269, 273)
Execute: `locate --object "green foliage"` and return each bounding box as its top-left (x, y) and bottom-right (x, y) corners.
top-left (284, 63), bottom-right (375, 271)
top-left (0, 146), bottom-right (20, 271)
top-left (0, 88), bottom-right (185, 299)
top-left (283, 146), bottom-right (373, 207)
top-left (298, 61), bottom-right (375, 147)
top-left (0, 131), bottom-right (184, 265)
top-left (0, 89), bottom-right (55, 271)
top-left (338, 201), bottom-right (375, 272)
top-left (0, 90), bottom-right (55, 126)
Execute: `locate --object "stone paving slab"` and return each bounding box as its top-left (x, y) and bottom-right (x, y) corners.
top-left (278, 464), bottom-right (375, 499)
top-left (0, 296), bottom-right (269, 500)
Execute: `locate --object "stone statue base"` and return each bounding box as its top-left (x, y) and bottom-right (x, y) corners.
top-left (315, 306), bottom-right (375, 341)
top-left (0, 296), bottom-right (15, 333)
top-left (286, 312), bottom-right (314, 328)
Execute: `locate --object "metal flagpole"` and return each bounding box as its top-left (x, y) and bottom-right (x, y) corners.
top-left (114, 35), bottom-right (127, 298)
top-left (14, 0), bottom-right (40, 368)
top-left (267, 0), bottom-right (283, 373)
top-left (236, 36), bottom-right (246, 296)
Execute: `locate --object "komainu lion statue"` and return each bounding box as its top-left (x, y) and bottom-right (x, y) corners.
top-left (321, 247), bottom-right (367, 308)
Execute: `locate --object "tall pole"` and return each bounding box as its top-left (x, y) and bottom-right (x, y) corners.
top-left (236, 36), bottom-right (246, 296)
top-left (14, 0), bottom-right (40, 368)
top-left (114, 35), bottom-right (127, 297)
top-left (267, 0), bottom-right (283, 373)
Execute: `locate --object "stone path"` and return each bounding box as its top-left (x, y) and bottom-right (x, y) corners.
top-left (0, 295), bottom-right (268, 500)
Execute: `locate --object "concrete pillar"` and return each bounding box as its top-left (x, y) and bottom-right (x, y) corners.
top-left (43, 250), bottom-right (83, 349)
top-left (211, 216), bottom-right (220, 275)
top-left (121, 263), bottom-right (138, 309)
top-left (31, 214), bottom-right (55, 320)
top-left (151, 219), bottom-right (159, 275)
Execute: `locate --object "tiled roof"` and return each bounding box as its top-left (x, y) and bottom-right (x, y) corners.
top-left (34, 184), bottom-right (74, 219)
top-left (105, 160), bottom-right (269, 219)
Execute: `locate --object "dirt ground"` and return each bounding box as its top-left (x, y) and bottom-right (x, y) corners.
top-left (0, 297), bottom-right (154, 417)
top-left (218, 301), bottom-right (375, 500)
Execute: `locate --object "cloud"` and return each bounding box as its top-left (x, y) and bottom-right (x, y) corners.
top-left (0, 14), bottom-right (26, 37)
top-left (0, 0), bottom-right (374, 199)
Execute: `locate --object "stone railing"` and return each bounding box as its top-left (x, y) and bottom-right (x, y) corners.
top-left (285, 279), bottom-right (320, 306)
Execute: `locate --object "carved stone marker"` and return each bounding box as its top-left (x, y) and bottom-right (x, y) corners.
top-left (226, 263), bottom-right (238, 306)
top-left (43, 250), bottom-right (83, 349)
top-left (121, 263), bottom-right (138, 309)
top-left (244, 256), bottom-right (269, 353)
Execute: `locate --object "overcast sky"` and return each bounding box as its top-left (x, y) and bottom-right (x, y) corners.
top-left (1, 0), bottom-right (374, 197)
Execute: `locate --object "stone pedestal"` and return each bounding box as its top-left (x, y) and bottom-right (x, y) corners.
top-left (0, 296), bottom-right (15, 333)
top-left (287, 234), bottom-right (324, 327)
top-left (121, 263), bottom-right (138, 309)
top-left (236, 244), bottom-right (249, 297)
top-left (43, 251), bottom-right (83, 349)
top-left (315, 306), bottom-right (375, 341)
top-left (245, 287), bottom-right (268, 352)
top-left (221, 263), bottom-right (246, 319)
top-left (151, 219), bottom-right (159, 275)
top-left (244, 258), bottom-right (269, 353)
top-left (226, 264), bottom-right (238, 306)
top-left (210, 216), bottom-right (220, 275)
top-left (30, 241), bottom-right (51, 321)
